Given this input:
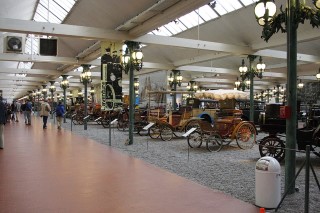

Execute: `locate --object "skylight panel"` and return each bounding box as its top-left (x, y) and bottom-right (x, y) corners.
top-left (50, 1), bottom-right (68, 19)
top-left (197, 5), bottom-right (218, 21)
top-left (164, 22), bottom-right (185, 35)
top-left (179, 11), bottom-right (205, 28)
top-left (214, 3), bottom-right (228, 15)
top-left (216, 0), bottom-right (242, 12)
top-left (54, 0), bottom-right (74, 11)
top-left (240, 0), bottom-right (259, 6)
top-left (34, 0), bottom-right (77, 24)
top-left (155, 26), bottom-right (172, 36)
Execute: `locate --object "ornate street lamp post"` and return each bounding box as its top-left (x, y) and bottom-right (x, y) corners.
top-left (42, 84), bottom-right (47, 100)
top-left (255, 0), bottom-right (320, 194)
top-left (36, 88), bottom-right (41, 116)
top-left (49, 81), bottom-right (56, 118)
top-left (80, 64), bottom-right (92, 130)
top-left (168, 70), bottom-right (182, 110)
top-left (60, 75), bottom-right (69, 123)
top-left (122, 41), bottom-right (143, 145)
top-left (239, 55), bottom-right (265, 122)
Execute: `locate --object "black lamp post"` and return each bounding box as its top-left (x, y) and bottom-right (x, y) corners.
top-left (36, 88), bottom-right (41, 116)
top-left (235, 77), bottom-right (250, 92)
top-left (122, 41), bottom-right (143, 145)
top-left (60, 75), bottom-right (69, 123)
top-left (239, 55), bottom-right (265, 122)
top-left (255, 0), bottom-right (320, 194)
top-left (49, 81), bottom-right (56, 118)
top-left (168, 70), bottom-right (182, 110)
top-left (80, 64), bottom-right (92, 131)
top-left (42, 84), bottom-right (47, 100)
top-left (32, 90), bottom-right (36, 103)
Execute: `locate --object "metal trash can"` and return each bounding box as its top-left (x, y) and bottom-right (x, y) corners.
top-left (255, 156), bottom-right (281, 209)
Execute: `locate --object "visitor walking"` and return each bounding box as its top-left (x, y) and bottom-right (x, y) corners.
top-left (55, 101), bottom-right (65, 130)
top-left (25, 99), bottom-right (32, 125)
top-left (40, 99), bottom-right (51, 129)
top-left (0, 96), bottom-right (7, 149)
top-left (21, 101), bottom-right (27, 124)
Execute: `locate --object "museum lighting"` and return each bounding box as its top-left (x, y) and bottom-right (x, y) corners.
top-left (42, 84), bottom-right (47, 100)
top-left (238, 55), bottom-right (265, 122)
top-left (298, 79), bottom-right (304, 89)
top-left (121, 41), bottom-right (143, 145)
top-left (48, 81), bottom-right (56, 119)
top-left (60, 75), bottom-right (69, 123)
top-left (316, 68), bottom-right (320, 80)
top-left (80, 64), bottom-right (91, 130)
top-left (168, 70), bottom-right (183, 111)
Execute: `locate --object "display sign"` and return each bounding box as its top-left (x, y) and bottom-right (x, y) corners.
top-left (110, 118), bottom-right (118, 125)
top-left (143, 122), bottom-right (155, 130)
top-left (182, 127), bottom-right (197, 137)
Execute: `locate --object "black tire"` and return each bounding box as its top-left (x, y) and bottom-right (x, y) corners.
top-left (236, 123), bottom-right (256, 149)
top-left (160, 126), bottom-right (173, 141)
top-left (101, 119), bottom-right (110, 128)
top-left (259, 136), bottom-right (285, 162)
top-left (148, 125), bottom-right (160, 139)
top-left (187, 131), bottom-right (202, 148)
top-left (206, 133), bottom-right (223, 152)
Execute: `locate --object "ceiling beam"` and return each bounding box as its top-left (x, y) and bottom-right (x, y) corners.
top-left (0, 18), bottom-right (131, 41)
top-left (255, 49), bottom-right (320, 63)
top-left (135, 34), bottom-right (252, 54)
top-left (0, 53), bottom-right (100, 66)
top-left (0, 67), bottom-right (62, 75)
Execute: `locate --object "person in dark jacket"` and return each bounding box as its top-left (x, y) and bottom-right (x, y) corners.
top-left (55, 101), bottom-right (65, 130)
top-left (0, 96), bottom-right (7, 149)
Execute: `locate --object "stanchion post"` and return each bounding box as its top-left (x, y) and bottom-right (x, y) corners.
top-left (305, 145), bottom-right (310, 213)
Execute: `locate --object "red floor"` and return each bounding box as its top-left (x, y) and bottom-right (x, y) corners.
top-left (0, 115), bottom-right (259, 213)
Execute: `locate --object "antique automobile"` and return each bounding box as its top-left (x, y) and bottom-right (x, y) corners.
top-left (187, 90), bottom-right (257, 151)
top-left (258, 104), bottom-right (320, 161)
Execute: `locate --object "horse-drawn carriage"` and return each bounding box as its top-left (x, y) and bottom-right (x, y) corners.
top-left (258, 104), bottom-right (320, 161)
top-left (187, 90), bottom-right (257, 151)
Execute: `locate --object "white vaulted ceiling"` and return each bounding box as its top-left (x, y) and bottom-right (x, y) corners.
top-left (0, 0), bottom-right (319, 101)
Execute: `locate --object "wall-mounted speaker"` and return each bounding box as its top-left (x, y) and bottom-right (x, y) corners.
top-left (39, 38), bottom-right (58, 56)
top-left (6, 36), bottom-right (23, 52)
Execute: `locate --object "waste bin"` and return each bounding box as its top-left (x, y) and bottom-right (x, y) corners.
top-left (255, 156), bottom-right (281, 209)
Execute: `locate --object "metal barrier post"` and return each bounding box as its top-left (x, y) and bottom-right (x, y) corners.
top-left (71, 114), bottom-right (76, 132)
top-left (305, 145), bottom-right (310, 213)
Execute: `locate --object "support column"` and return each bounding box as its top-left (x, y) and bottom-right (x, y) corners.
top-left (285, 0), bottom-right (297, 194)
top-left (84, 82), bottom-right (88, 130)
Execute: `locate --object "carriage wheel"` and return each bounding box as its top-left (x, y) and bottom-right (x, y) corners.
top-left (148, 125), bottom-right (160, 139)
top-left (72, 118), bottom-right (78, 125)
top-left (235, 123), bottom-right (256, 149)
top-left (160, 126), bottom-right (173, 141)
top-left (101, 119), bottom-right (110, 128)
top-left (206, 133), bottom-right (223, 152)
top-left (259, 136), bottom-right (285, 162)
top-left (187, 131), bottom-right (202, 148)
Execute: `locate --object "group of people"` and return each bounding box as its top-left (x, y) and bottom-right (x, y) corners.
top-left (37, 100), bottom-right (66, 130)
top-left (0, 98), bottom-right (66, 149)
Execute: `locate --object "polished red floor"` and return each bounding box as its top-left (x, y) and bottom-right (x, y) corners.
top-left (0, 115), bottom-right (259, 213)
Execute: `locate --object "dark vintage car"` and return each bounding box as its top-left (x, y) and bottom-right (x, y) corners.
top-left (235, 100), bottom-right (265, 124)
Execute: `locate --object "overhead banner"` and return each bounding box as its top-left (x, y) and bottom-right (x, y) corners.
top-left (101, 42), bottom-right (123, 110)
